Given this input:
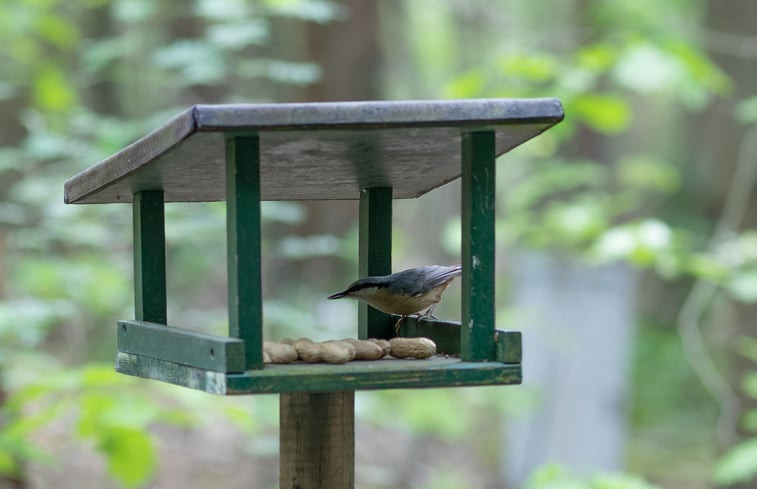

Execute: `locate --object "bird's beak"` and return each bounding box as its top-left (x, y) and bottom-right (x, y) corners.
top-left (327, 291), bottom-right (348, 299)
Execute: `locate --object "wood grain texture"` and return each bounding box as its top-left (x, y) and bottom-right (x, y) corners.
top-left (117, 320), bottom-right (245, 373)
top-left (496, 330), bottom-right (522, 364)
top-left (116, 351), bottom-right (229, 394)
top-left (461, 131), bottom-right (497, 362)
top-left (114, 352), bottom-right (522, 395)
top-left (280, 392), bottom-right (354, 489)
top-left (226, 136), bottom-right (263, 369)
top-left (64, 99), bottom-right (564, 203)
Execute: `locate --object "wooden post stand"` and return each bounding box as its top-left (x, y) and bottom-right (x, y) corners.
top-left (280, 392), bottom-right (355, 489)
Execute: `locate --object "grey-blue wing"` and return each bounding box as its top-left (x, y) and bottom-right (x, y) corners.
top-left (395, 265), bottom-right (461, 296)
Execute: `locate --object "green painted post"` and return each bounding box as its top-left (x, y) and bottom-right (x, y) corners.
top-left (133, 190), bottom-right (167, 324)
top-left (226, 135), bottom-right (263, 369)
top-left (358, 187), bottom-right (393, 339)
top-left (460, 131), bottom-right (496, 361)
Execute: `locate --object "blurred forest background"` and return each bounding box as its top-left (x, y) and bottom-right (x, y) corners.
top-left (2, 0), bottom-right (757, 488)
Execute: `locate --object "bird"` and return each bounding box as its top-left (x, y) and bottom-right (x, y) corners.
top-left (327, 264), bottom-right (462, 331)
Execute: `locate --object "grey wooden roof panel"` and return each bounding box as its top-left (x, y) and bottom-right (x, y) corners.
top-left (64, 99), bottom-right (563, 204)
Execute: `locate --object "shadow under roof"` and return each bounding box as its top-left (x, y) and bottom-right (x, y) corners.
top-left (64, 98), bottom-right (564, 204)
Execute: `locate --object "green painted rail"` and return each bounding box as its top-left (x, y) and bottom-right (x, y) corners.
top-left (115, 352), bottom-right (522, 396)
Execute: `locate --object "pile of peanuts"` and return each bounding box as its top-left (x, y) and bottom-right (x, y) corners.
top-left (263, 337), bottom-right (436, 364)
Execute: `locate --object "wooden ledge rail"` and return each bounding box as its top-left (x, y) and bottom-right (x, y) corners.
top-left (398, 316), bottom-right (521, 363)
top-left (117, 320), bottom-right (246, 373)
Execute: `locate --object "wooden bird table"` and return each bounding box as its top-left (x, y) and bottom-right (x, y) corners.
top-left (65, 99), bottom-right (563, 489)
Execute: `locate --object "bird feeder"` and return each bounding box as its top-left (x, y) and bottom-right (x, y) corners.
top-left (64, 99), bottom-right (563, 488)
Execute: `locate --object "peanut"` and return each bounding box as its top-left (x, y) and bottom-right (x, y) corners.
top-left (294, 339), bottom-right (356, 364)
top-left (293, 339), bottom-right (322, 363)
top-left (389, 337), bottom-right (437, 359)
top-left (320, 341), bottom-right (356, 364)
top-left (341, 338), bottom-right (386, 360)
top-left (263, 341), bottom-right (298, 364)
top-left (367, 338), bottom-right (391, 356)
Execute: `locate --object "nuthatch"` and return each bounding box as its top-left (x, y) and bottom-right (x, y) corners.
top-left (327, 265), bottom-right (462, 330)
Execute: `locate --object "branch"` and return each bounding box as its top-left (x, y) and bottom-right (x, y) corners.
top-left (676, 125), bottom-right (757, 447)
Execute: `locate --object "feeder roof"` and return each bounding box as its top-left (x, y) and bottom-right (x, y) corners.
top-left (64, 98), bottom-right (564, 204)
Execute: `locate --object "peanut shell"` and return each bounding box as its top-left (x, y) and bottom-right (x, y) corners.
top-left (389, 337), bottom-right (436, 359)
top-left (320, 341), bottom-right (355, 364)
top-left (294, 340), bottom-right (322, 363)
top-left (367, 338), bottom-right (391, 356)
top-left (263, 341), bottom-right (298, 364)
top-left (341, 338), bottom-right (386, 360)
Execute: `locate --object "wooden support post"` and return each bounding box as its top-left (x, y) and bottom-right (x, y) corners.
top-left (460, 131), bottom-right (496, 361)
top-left (280, 392), bottom-right (355, 489)
top-left (133, 190), bottom-right (167, 324)
top-left (226, 135), bottom-right (263, 369)
top-left (358, 187), bottom-right (393, 339)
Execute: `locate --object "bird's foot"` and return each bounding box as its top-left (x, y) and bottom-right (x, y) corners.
top-left (394, 315), bottom-right (407, 334)
top-left (417, 312), bottom-right (438, 321)
top-left (418, 304), bottom-right (439, 321)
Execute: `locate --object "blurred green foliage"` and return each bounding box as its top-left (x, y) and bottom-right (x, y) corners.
top-left (713, 336), bottom-right (757, 486)
top-left (0, 0), bottom-right (341, 486)
top-left (1, 0), bottom-right (756, 487)
top-left (382, 0), bottom-right (757, 487)
top-left (526, 463), bottom-right (662, 489)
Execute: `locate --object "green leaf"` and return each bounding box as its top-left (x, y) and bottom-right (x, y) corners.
top-left (237, 59), bottom-right (322, 85)
top-left (206, 20), bottom-right (268, 49)
top-left (743, 410), bottom-right (757, 432)
top-left (444, 69), bottom-right (486, 98)
top-left (543, 200), bottom-right (608, 246)
top-left (33, 64), bottom-right (76, 112)
top-left (262, 0), bottom-right (346, 23)
top-left (669, 41), bottom-right (731, 96)
top-left (613, 43), bottom-right (681, 93)
top-left (571, 94), bottom-right (631, 134)
top-left (77, 393), bottom-right (116, 437)
top-left (592, 472), bottom-right (663, 489)
top-left (743, 372), bottom-right (757, 399)
top-left (593, 220), bottom-right (674, 267)
top-left (726, 269), bottom-right (757, 302)
top-left (0, 450), bottom-right (19, 477)
top-left (525, 463), bottom-right (582, 489)
top-left (113, 0), bottom-right (157, 22)
top-left (738, 336), bottom-right (757, 363)
top-left (499, 53), bottom-right (558, 82)
top-left (714, 438), bottom-right (757, 486)
top-left (36, 13), bottom-right (79, 49)
top-left (98, 427), bottom-right (157, 488)
top-left (576, 43), bottom-right (618, 72)
top-left (617, 156), bottom-right (680, 193)
top-left (735, 96), bottom-right (757, 125)
top-left (81, 365), bottom-right (130, 388)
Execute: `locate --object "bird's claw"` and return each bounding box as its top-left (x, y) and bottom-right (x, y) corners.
top-left (394, 315), bottom-right (406, 334)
